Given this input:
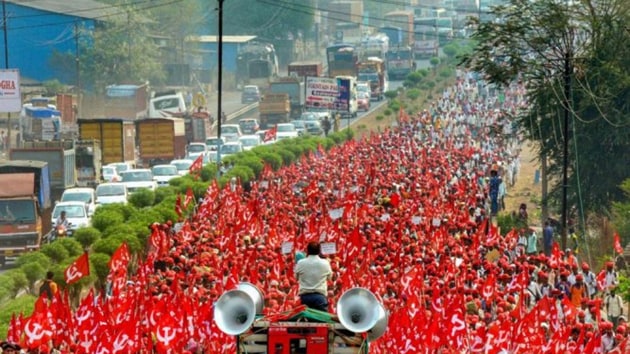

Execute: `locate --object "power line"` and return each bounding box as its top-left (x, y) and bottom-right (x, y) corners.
top-left (6, 0), bottom-right (155, 20)
top-left (8, 0), bottom-right (184, 31)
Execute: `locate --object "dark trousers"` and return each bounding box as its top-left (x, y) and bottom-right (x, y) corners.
top-left (300, 293), bottom-right (328, 312)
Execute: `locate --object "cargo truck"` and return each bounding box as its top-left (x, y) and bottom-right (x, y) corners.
top-left (258, 93), bottom-right (291, 129)
top-left (104, 84), bottom-right (148, 119)
top-left (0, 161), bottom-right (52, 266)
top-left (268, 78), bottom-right (305, 118)
top-left (10, 140), bottom-right (76, 192)
top-left (288, 61), bottom-right (323, 78)
top-left (75, 139), bottom-right (102, 188)
top-left (78, 118), bottom-right (137, 166)
top-left (136, 117), bottom-right (187, 167)
top-left (357, 57), bottom-right (387, 101)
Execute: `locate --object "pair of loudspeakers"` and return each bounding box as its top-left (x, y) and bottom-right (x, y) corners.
top-left (214, 283), bottom-right (388, 340)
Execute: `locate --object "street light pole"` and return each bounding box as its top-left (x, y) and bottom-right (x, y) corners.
top-left (561, 40), bottom-right (572, 250)
top-left (2, 0), bottom-right (11, 148)
top-left (215, 0), bottom-right (224, 175)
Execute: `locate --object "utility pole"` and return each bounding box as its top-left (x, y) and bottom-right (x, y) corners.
top-left (2, 0), bottom-right (11, 149)
top-left (75, 21), bottom-right (81, 118)
top-left (215, 0), bottom-right (224, 174)
top-left (561, 41), bottom-right (572, 250)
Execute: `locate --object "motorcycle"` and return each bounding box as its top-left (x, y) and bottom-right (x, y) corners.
top-left (44, 222), bottom-right (73, 243)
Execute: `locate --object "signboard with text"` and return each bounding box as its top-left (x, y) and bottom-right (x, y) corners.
top-left (0, 69), bottom-right (21, 112)
top-left (335, 77), bottom-right (351, 112)
top-left (305, 76), bottom-right (338, 109)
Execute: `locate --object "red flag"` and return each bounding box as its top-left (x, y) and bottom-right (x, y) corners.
top-left (64, 252), bottom-right (90, 285)
top-left (596, 269), bottom-right (607, 291)
top-left (184, 187), bottom-right (195, 208)
top-left (175, 194), bottom-right (183, 218)
top-left (108, 242), bottom-right (131, 296)
top-left (188, 154), bottom-right (203, 177)
top-left (614, 232), bottom-right (624, 254)
top-left (264, 126), bottom-right (277, 142)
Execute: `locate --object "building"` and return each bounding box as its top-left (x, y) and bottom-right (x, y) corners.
top-left (3, 0), bottom-right (121, 83)
top-left (186, 35), bottom-right (256, 78)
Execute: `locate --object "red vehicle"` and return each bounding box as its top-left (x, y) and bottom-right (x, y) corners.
top-left (357, 92), bottom-right (370, 111)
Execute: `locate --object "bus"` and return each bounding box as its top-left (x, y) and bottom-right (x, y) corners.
top-left (360, 33), bottom-right (389, 61)
top-left (378, 26), bottom-right (403, 47)
top-left (383, 10), bottom-right (414, 48)
top-left (386, 46), bottom-right (415, 80)
top-left (413, 17), bottom-right (439, 58)
top-left (326, 43), bottom-right (358, 78)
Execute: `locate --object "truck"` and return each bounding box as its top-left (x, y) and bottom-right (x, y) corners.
top-left (78, 118), bottom-right (137, 166)
top-left (357, 57), bottom-right (387, 101)
top-left (104, 84), bottom-right (149, 119)
top-left (258, 93), bottom-right (291, 129)
top-left (0, 161), bottom-right (52, 266)
top-left (19, 97), bottom-right (62, 141)
top-left (10, 140), bottom-right (76, 192)
top-left (75, 139), bottom-right (102, 188)
top-left (268, 78), bottom-right (306, 118)
top-left (136, 117), bottom-right (187, 167)
top-left (288, 61), bottom-right (324, 78)
top-left (386, 46), bottom-right (415, 80)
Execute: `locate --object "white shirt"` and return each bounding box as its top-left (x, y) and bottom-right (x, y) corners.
top-left (295, 255), bottom-right (332, 296)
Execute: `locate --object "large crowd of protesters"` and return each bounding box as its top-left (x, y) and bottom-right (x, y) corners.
top-left (2, 70), bottom-right (628, 353)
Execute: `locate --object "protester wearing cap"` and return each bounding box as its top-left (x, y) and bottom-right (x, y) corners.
top-left (601, 321), bottom-right (616, 352)
top-left (569, 273), bottom-right (588, 307)
top-left (0, 341), bottom-right (20, 353)
top-left (581, 262), bottom-right (597, 298)
top-left (605, 287), bottom-right (624, 328)
top-left (295, 241), bottom-right (332, 312)
top-left (567, 263), bottom-right (580, 286)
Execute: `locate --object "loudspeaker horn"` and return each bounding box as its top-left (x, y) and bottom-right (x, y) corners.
top-left (367, 302), bottom-right (389, 341)
top-left (336, 287), bottom-right (381, 333)
top-left (214, 283), bottom-right (264, 336)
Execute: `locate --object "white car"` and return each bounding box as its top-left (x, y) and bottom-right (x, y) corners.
top-left (205, 136), bottom-right (226, 151)
top-left (275, 123), bottom-right (299, 140)
top-left (186, 143), bottom-right (207, 160)
top-left (101, 166), bottom-right (120, 182)
top-left (238, 135), bottom-right (261, 151)
top-left (152, 164), bottom-right (180, 186)
top-left (222, 124), bottom-right (242, 142)
top-left (52, 201), bottom-right (91, 235)
top-left (357, 81), bottom-right (371, 100)
top-left (60, 188), bottom-right (96, 217)
top-left (119, 169), bottom-right (158, 194)
top-left (95, 183), bottom-right (128, 205)
top-left (106, 162), bottom-right (134, 174)
top-left (170, 159), bottom-right (194, 176)
top-left (219, 141), bottom-right (243, 159)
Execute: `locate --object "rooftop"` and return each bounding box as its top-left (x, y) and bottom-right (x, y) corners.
top-left (188, 35), bottom-right (257, 44)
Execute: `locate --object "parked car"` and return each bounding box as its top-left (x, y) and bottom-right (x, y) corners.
top-left (170, 159), bottom-right (194, 176)
top-left (51, 201), bottom-right (91, 236)
top-left (60, 188), bottom-right (96, 217)
top-left (186, 142), bottom-right (207, 160)
top-left (357, 91), bottom-right (371, 111)
top-left (238, 118), bottom-right (260, 135)
top-left (238, 135), bottom-right (261, 151)
top-left (222, 124), bottom-right (242, 142)
top-left (304, 120), bottom-right (324, 136)
top-left (300, 112), bottom-right (320, 122)
top-left (119, 169), bottom-right (158, 194)
top-left (306, 108), bottom-right (332, 121)
top-left (275, 123), bottom-right (299, 140)
top-left (205, 136), bottom-right (226, 151)
top-left (241, 85), bottom-right (261, 104)
top-left (102, 166), bottom-right (120, 182)
top-left (219, 141), bottom-right (243, 158)
top-left (95, 183), bottom-right (128, 205)
top-left (152, 164), bottom-right (180, 186)
top-left (291, 120), bottom-right (306, 136)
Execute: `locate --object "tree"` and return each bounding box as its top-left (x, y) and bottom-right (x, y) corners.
top-left (462, 0), bottom-right (630, 219)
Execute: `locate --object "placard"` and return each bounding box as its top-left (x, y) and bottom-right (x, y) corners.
top-left (281, 241), bottom-right (294, 254)
top-left (411, 216), bottom-right (422, 225)
top-left (321, 242), bottom-right (336, 255)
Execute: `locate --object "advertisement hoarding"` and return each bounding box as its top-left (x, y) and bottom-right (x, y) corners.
top-left (305, 77), bottom-right (338, 109)
top-left (0, 69), bottom-right (21, 112)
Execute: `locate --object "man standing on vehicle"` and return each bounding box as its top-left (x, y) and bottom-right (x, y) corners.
top-left (295, 241), bottom-right (332, 312)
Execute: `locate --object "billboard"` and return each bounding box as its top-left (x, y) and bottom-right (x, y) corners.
top-left (335, 77), bottom-right (351, 112)
top-left (0, 69), bottom-right (21, 112)
top-left (306, 77), bottom-right (338, 109)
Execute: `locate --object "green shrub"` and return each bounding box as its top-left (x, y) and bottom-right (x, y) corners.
top-left (39, 242), bottom-right (70, 263)
top-left (406, 88), bottom-right (421, 100)
top-left (73, 227), bottom-right (101, 249)
top-left (376, 115), bottom-right (384, 121)
top-left (384, 91), bottom-right (398, 100)
top-left (154, 186), bottom-right (177, 204)
top-left (237, 156), bottom-right (264, 177)
top-left (90, 252), bottom-right (112, 285)
top-left (272, 148), bottom-right (296, 166)
top-left (200, 163), bottom-right (219, 182)
top-left (5, 270), bottom-right (28, 295)
top-left (405, 71), bottom-right (424, 87)
top-left (439, 68), bottom-right (453, 78)
top-left (430, 56), bottom-right (441, 67)
top-left (0, 275), bottom-right (16, 297)
top-left (91, 209), bottom-right (125, 233)
top-left (15, 252), bottom-right (51, 269)
top-left (257, 152), bottom-right (283, 170)
top-left (442, 44), bottom-right (458, 59)
top-left (226, 165), bottom-right (255, 182)
top-left (383, 109), bottom-right (392, 116)
top-left (102, 224), bottom-right (137, 239)
top-left (0, 295), bottom-right (36, 336)
top-left (55, 237), bottom-right (85, 257)
top-left (128, 188), bottom-right (156, 208)
top-left (20, 262), bottom-right (46, 288)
